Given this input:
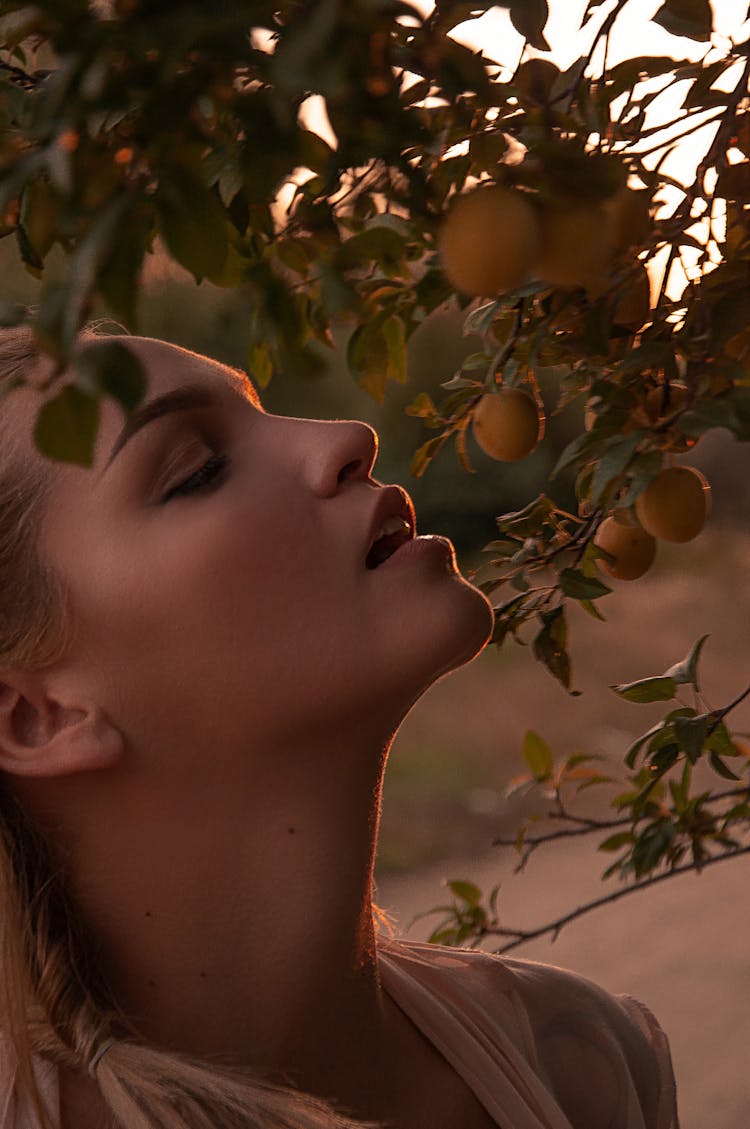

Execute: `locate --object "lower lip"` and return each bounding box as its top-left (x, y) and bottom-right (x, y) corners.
top-left (370, 535), bottom-right (456, 570)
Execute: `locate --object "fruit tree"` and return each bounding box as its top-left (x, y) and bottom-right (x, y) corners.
top-left (1, 0), bottom-right (749, 943)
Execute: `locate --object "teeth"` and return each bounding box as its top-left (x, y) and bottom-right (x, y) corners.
top-left (376, 515), bottom-right (411, 540)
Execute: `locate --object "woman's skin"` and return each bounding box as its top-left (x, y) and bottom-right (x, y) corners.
top-left (0, 337), bottom-right (495, 1128)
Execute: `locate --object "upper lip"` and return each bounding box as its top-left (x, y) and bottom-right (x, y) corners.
top-left (365, 486), bottom-right (416, 560)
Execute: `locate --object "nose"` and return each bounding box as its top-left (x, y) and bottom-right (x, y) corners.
top-left (290, 417), bottom-right (379, 496)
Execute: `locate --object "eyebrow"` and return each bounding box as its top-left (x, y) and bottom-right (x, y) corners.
top-left (104, 384), bottom-right (221, 471)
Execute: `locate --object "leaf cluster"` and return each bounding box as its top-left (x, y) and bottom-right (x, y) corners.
top-left (416, 637), bottom-right (750, 949)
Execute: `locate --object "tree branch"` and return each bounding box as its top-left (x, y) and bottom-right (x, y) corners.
top-left (489, 844), bottom-right (750, 953)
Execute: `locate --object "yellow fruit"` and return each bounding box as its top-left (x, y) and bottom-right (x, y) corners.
top-left (605, 186), bottom-right (652, 252)
top-left (731, 737), bottom-right (750, 759)
top-left (594, 515), bottom-right (657, 580)
top-left (471, 388), bottom-right (545, 462)
top-left (438, 186), bottom-right (542, 297)
top-left (635, 466), bottom-right (711, 543)
top-left (613, 264), bottom-right (651, 329)
top-left (537, 200), bottom-right (612, 291)
top-left (587, 262), bottom-right (651, 330)
top-left (643, 381), bottom-right (695, 452)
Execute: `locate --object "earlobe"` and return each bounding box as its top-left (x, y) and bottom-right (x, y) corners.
top-left (0, 676), bottom-right (124, 779)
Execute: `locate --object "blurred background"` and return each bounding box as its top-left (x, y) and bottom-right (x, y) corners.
top-left (3, 228), bottom-right (750, 1125)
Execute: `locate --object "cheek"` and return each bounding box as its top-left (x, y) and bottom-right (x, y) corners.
top-left (64, 491), bottom-right (348, 732)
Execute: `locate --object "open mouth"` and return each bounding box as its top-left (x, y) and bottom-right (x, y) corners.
top-left (365, 515), bottom-right (413, 569)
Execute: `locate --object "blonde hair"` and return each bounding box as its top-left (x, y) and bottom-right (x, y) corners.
top-left (0, 324), bottom-right (388, 1129)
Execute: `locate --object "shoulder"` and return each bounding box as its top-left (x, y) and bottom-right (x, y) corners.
top-left (497, 955), bottom-right (678, 1128)
top-left (379, 938), bottom-right (677, 1128)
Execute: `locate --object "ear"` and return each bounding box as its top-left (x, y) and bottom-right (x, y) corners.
top-left (0, 673), bottom-right (124, 779)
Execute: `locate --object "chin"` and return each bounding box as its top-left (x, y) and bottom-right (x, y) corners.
top-left (393, 573), bottom-right (494, 704)
top-left (432, 574), bottom-right (494, 675)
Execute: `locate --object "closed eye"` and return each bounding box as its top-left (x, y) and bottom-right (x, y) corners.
top-left (160, 453), bottom-right (230, 503)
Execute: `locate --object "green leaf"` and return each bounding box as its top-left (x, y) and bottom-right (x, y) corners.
top-left (550, 429), bottom-right (598, 479)
top-left (632, 819), bottom-right (675, 877)
top-left (410, 435), bottom-right (445, 477)
top-left (496, 494), bottom-right (555, 536)
top-left (74, 341), bottom-right (146, 413)
top-left (509, 0), bottom-right (551, 51)
top-left (532, 606), bottom-right (572, 690)
top-left (558, 568), bottom-right (611, 600)
top-left (704, 720), bottom-right (738, 760)
top-left (347, 321), bottom-right (387, 403)
top-left (155, 173), bottom-right (229, 284)
top-left (652, 0), bottom-right (712, 41)
top-left (462, 300), bottom-right (501, 338)
top-left (708, 751), bottom-right (742, 781)
top-left (673, 713), bottom-right (710, 763)
top-left (446, 879), bottom-right (481, 906)
top-left (680, 399), bottom-right (742, 436)
top-left (336, 226), bottom-right (407, 270)
top-left (382, 314), bottom-right (407, 384)
top-left (34, 385), bottom-right (100, 467)
top-left (405, 392), bottom-right (437, 419)
top-left (662, 633), bottom-right (709, 689)
top-left (611, 676), bottom-right (677, 703)
top-left (249, 342), bottom-right (274, 389)
top-left (579, 597), bottom-right (607, 622)
top-left (523, 729), bottom-right (553, 780)
top-left (599, 831), bottom-right (635, 852)
top-left (590, 432), bottom-right (643, 507)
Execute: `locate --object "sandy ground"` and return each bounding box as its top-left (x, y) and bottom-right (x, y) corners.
top-left (376, 836), bottom-right (750, 1129)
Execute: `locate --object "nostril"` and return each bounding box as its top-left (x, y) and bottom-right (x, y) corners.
top-left (337, 459), bottom-right (361, 485)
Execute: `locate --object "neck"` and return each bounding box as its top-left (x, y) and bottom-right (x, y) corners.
top-left (25, 722), bottom-right (411, 1117)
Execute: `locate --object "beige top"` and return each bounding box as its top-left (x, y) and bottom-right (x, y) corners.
top-left (377, 936), bottom-right (679, 1129)
top-left (0, 936), bottom-right (678, 1128)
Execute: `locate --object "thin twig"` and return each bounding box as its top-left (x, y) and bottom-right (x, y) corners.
top-left (489, 844), bottom-right (750, 953)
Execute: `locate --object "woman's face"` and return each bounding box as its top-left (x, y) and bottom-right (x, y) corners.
top-left (24, 337), bottom-right (492, 782)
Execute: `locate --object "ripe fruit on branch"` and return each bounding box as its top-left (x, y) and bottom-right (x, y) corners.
top-left (611, 263), bottom-right (651, 330)
top-left (536, 199), bottom-right (612, 291)
top-left (635, 466), bottom-right (711, 543)
top-left (471, 387), bottom-right (545, 462)
top-left (586, 261), bottom-right (651, 331)
top-left (438, 186), bottom-right (542, 297)
top-left (604, 185), bottom-right (652, 252)
top-left (594, 514), bottom-right (657, 580)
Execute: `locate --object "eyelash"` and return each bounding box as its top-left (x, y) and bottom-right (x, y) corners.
top-left (161, 453), bottom-right (230, 503)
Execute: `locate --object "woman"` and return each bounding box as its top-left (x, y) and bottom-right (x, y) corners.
top-left (0, 324), bottom-right (678, 1129)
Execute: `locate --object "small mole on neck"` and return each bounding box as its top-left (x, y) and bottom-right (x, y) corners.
top-left (288, 826), bottom-right (296, 834)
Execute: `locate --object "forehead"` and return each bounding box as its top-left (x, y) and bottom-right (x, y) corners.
top-left (99, 336), bottom-right (256, 402)
top-left (7, 335), bottom-right (256, 470)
